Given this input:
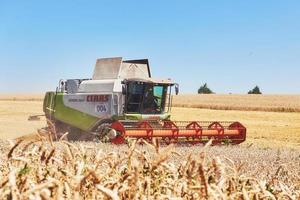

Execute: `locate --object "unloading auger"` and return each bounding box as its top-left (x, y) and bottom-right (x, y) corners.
top-left (43, 57), bottom-right (246, 144)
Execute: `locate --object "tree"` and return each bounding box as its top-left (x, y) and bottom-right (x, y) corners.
top-left (248, 85), bottom-right (262, 94)
top-left (198, 83), bottom-right (213, 94)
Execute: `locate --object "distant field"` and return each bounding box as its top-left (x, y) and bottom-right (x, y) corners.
top-left (173, 94), bottom-right (300, 112)
top-left (0, 100), bottom-right (45, 139)
top-left (0, 94), bottom-right (44, 101)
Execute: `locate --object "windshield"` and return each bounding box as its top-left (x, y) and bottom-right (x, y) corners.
top-left (126, 82), bottom-right (168, 114)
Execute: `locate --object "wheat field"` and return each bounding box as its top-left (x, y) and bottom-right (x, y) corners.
top-left (0, 95), bottom-right (300, 199)
top-left (173, 94), bottom-right (300, 112)
top-left (0, 139), bottom-right (299, 199)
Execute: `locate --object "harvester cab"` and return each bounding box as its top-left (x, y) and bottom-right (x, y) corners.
top-left (122, 78), bottom-right (177, 115)
top-left (43, 57), bottom-right (246, 144)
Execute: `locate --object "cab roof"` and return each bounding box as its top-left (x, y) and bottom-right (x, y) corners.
top-left (124, 78), bottom-right (175, 85)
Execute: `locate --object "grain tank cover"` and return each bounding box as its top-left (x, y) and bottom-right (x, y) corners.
top-left (92, 57), bottom-right (151, 80)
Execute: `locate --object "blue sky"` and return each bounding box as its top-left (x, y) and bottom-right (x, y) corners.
top-left (0, 0), bottom-right (299, 94)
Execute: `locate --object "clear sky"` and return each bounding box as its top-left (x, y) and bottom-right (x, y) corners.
top-left (0, 0), bottom-right (299, 94)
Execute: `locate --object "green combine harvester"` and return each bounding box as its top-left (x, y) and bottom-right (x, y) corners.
top-left (43, 57), bottom-right (246, 144)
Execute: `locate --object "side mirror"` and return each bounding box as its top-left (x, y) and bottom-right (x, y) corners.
top-left (175, 84), bottom-right (179, 95)
top-left (122, 85), bottom-right (127, 95)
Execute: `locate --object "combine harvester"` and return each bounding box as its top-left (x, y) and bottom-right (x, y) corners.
top-left (43, 57), bottom-right (246, 144)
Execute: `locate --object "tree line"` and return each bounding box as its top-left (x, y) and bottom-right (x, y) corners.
top-left (198, 83), bottom-right (262, 94)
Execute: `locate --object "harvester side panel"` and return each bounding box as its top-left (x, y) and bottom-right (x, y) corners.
top-left (63, 94), bottom-right (114, 118)
top-left (51, 93), bottom-right (99, 131)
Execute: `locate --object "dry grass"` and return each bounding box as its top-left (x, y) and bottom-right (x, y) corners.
top-left (173, 94), bottom-right (300, 112)
top-left (0, 139), bottom-right (299, 199)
